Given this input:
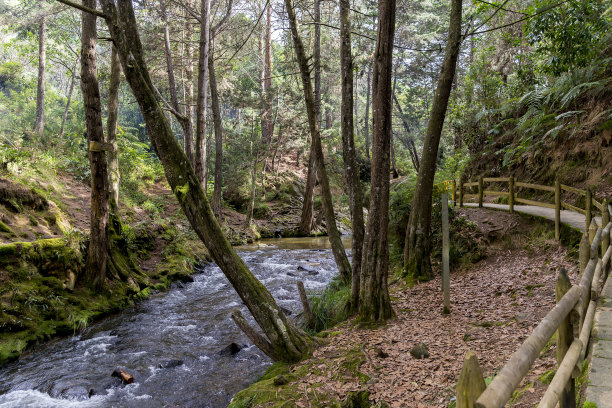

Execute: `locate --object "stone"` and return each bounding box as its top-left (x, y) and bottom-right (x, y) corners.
top-left (374, 347), bottom-right (388, 358)
top-left (111, 368), bottom-right (134, 384)
top-left (273, 375), bottom-right (288, 386)
top-left (410, 343), bottom-right (430, 359)
top-left (218, 342), bottom-right (245, 356)
top-left (158, 359), bottom-right (184, 369)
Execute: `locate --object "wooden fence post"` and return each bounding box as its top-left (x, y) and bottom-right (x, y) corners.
top-left (555, 179), bottom-right (561, 241)
top-left (442, 193), bottom-right (450, 314)
top-left (478, 176), bottom-right (484, 208)
top-left (459, 178), bottom-right (464, 208)
top-left (556, 268), bottom-right (576, 408)
top-left (589, 219), bottom-right (597, 245)
top-left (585, 187), bottom-right (592, 232)
top-left (602, 199), bottom-right (609, 258)
top-left (579, 234), bottom-right (590, 275)
top-left (509, 175), bottom-right (515, 214)
top-left (452, 179), bottom-right (456, 205)
top-left (456, 351), bottom-right (486, 408)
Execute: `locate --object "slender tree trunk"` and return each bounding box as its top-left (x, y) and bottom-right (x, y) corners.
top-left (392, 91), bottom-right (420, 170)
top-left (161, 0), bottom-right (179, 112)
top-left (183, 0), bottom-right (195, 165)
top-left (209, 47), bottom-right (224, 219)
top-left (34, 0), bottom-right (47, 139)
top-left (107, 45), bottom-right (121, 212)
top-left (390, 132), bottom-right (398, 178)
top-left (284, 0), bottom-right (352, 283)
top-left (364, 63), bottom-right (372, 161)
top-left (340, 0), bottom-right (365, 311)
top-left (244, 118), bottom-right (257, 228)
top-left (404, 0), bottom-right (463, 279)
top-left (354, 73), bottom-right (360, 141)
top-left (81, 0), bottom-right (109, 289)
top-left (59, 57), bottom-right (79, 139)
top-left (314, 0), bottom-right (321, 125)
top-left (99, 0), bottom-right (313, 362)
top-left (195, 0), bottom-right (210, 188)
top-left (357, 0), bottom-right (396, 324)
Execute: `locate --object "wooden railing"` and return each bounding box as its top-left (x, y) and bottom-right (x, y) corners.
top-left (457, 176), bottom-right (607, 238)
top-left (454, 178), bottom-right (612, 408)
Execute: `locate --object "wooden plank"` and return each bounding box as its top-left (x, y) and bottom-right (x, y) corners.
top-left (483, 177), bottom-right (509, 183)
top-left (592, 199), bottom-right (603, 211)
top-left (537, 339), bottom-right (583, 408)
top-left (483, 190), bottom-right (509, 197)
top-left (561, 184), bottom-right (586, 196)
top-left (464, 182), bottom-right (478, 188)
top-left (463, 193), bottom-right (478, 199)
top-left (442, 194), bottom-right (450, 314)
top-left (515, 181), bottom-right (555, 192)
top-left (561, 202), bottom-right (586, 215)
top-left (475, 286), bottom-right (582, 408)
top-left (515, 197), bottom-right (556, 209)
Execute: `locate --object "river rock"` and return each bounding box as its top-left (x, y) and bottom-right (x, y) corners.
top-left (287, 271), bottom-right (297, 277)
top-left (297, 266), bottom-right (319, 275)
top-left (218, 342), bottom-right (245, 356)
top-left (158, 359), bottom-right (184, 369)
top-left (111, 368), bottom-right (134, 384)
top-left (59, 385), bottom-right (91, 400)
top-left (410, 343), bottom-right (430, 359)
top-left (280, 306), bottom-right (292, 316)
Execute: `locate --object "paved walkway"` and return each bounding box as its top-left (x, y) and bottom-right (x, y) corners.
top-left (464, 202), bottom-right (610, 407)
top-left (463, 202), bottom-right (602, 232)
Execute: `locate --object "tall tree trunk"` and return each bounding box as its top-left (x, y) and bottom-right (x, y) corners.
top-left (284, 0), bottom-right (352, 283)
top-left (107, 45), bottom-right (121, 212)
top-left (340, 0), bottom-right (365, 311)
top-left (364, 63), bottom-right (372, 161)
top-left (209, 47), bottom-right (224, 219)
top-left (404, 0), bottom-right (463, 279)
top-left (390, 132), bottom-right (398, 178)
top-left (357, 0), bottom-right (396, 324)
top-left (34, 0), bottom-right (46, 139)
top-left (298, 0), bottom-right (321, 236)
top-left (161, 0), bottom-right (179, 112)
top-left (59, 57), bottom-right (79, 139)
top-left (81, 0), bottom-right (109, 289)
top-left (244, 117), bottom-right (257, 228)
top-left (99, 0), bottom-right (313, 363)
top-left (183, 0), bottom-right (195, 165)
top-left (195, 0), bottom-right (210, 188)
top-left (392, 91), bottom-right (420, 171)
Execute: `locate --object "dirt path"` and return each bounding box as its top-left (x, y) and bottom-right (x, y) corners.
top-left (246, 208), bottom-right (579, 407)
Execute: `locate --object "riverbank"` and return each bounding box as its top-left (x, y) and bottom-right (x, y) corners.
top-left (228, 208), bottom-right (583, 408)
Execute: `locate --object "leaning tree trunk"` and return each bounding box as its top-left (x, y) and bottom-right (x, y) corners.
top-left (209, 47), bottom-right (224, 219)
top-left (107, 44), bottom-right (121, 213)
top-left (404, 0), bottom-right (462, 280)
top-left (357, 0), bottom-right (396, 324)
top-left (81, 0), bottom-right (109, 289)
top-left (195, 0), bottom-right (211, 188)
top-left (340, 0), bottom-right (365, 311)
top-left (98, 0), bottom-right (312, 362)
top-left (284, 0), bottom-right (352, 283)
top-left (59, 57), bottom-right (79, 139)
top-left (34, 0), bottom-right (47, 140)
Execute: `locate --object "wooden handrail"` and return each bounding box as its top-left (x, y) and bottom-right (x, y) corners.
top-left (561, 184), bottom-right (586, 196)
top-left (515, 181), bottom-right (555, 192)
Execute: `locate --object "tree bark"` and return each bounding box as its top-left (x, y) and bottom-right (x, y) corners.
top-left (299, 144), bottom-right (317, 235)
top-left (284, 0), bottom-right (352, 283)
top-left (107, 44), bottom-right (121, 213)
top-left (34, 0), bottom-right (47, 140)
top-left (99, 0), bottom-right (313, 362)
top-left (314, 0), bottom-right (321, 125)
top-left (244, 116), bottom-right (257, 228)
top-left (357, 0), bottom-right (396, 324)
top-left (183, 0), bottom-right (196, 165)
top-left (340, 0), bottom-right (365, 311)
top-left (364, 62), bottom-right (372, 161)
top-left (195, 0), bottom-right (210, 188)
top-left (81, 0), bottom-right (109, 289)
top-left (209, 46), bottom-right (224, 219)
top-left (404, 0), bottom-right (462, 279)
top-left (59, 57), bottom-right (79, 139)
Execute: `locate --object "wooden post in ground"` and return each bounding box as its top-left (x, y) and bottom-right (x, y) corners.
top-left (602, 199), bottom-right (609, 258)
top-left (456, 351), bottom-right (486, 408)
top-left (478, 176), bottom-right (484, 208)
top-left (297, 281), bottom-right (313, 326)
top-left (555, 179), bottom-right (561, 241)
top-left (579, 234), bottom-right (590, 275)
top-left (459, 178), bottom-right (464, 207)
top-left (555, 268), bottom-right (576, 408)
top-left (509, 175), bottom-right (515, 214)
top-left (589, 219), bottom-right (598, 245)
top-left (442, 193), bottom-right (450, 314)
top-left (585, 187), bottom-right (592, 232)
top-left (451, 179), bottom-right (456, 206)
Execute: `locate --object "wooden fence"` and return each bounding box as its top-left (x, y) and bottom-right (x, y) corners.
top-left (456, 176), bottom-right (607, 239)
top-left (454, 177), bottom-right (612, 408)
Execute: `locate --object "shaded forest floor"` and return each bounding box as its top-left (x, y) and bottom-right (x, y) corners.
top-left (230, 208), bottom-right (582, 408)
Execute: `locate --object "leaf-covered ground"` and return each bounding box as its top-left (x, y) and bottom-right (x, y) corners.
top-left (232, 208), bottom-right (580, 407)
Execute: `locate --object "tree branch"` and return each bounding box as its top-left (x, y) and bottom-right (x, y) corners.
top-left (54, 0), bottom-right (109, 19)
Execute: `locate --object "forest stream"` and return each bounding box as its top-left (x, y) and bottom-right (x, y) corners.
top-left (0, 237), bottom-right (350, 408)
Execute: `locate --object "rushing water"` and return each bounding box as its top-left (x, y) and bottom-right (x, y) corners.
top-left (0, 237), bottom-right (349, 408)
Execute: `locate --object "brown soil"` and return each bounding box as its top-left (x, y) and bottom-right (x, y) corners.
top-left (272, 208), bottom-right (578, 407)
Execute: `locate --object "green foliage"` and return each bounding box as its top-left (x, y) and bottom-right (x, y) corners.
top-left (308, 277), bottom-right (351, 333)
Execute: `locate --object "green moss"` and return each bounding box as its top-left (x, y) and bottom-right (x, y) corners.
top-left (582, 402), bottom-right (597, 408)
top-left (576, 359), bottom-right (590, 406)
top-left (0, 219), bottom-right (15, 234)
top-left (538, 369), bottom-right (556, 384)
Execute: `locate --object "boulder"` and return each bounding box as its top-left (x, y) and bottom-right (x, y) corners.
top-left (158, 359), bottom-right (184, 369)
top-left (218, 342), bottom-right (245, 356)
top-left (111, 368), bottom-right (134, 384)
